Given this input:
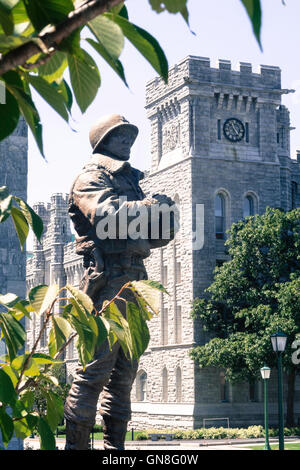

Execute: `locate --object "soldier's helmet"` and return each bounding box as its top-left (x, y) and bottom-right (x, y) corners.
top-left (89, 113), bottom-right (139, 153)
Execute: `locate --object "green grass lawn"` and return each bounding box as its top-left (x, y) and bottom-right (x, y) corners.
top-left (244, 442), bottom-right (300, 450)
top-left (88, 431), bottom-right (139, 441)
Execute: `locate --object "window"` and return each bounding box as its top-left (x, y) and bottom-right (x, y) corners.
top-left (215, 194), bottom-right (225, 239)
top-left (292, 182), bottom-right (298, 209)
top-left (137, 371), bottom-right (147, 401)
top-left (217, 119), bottom-right (221, 140)
top-left (249, 382), bottom-right (259, 402)
top-left (162, 368), bottom-right (168, 402)
top-left (176, 367), bottom-right (182, 402)
top-left (243, 195), bottom-right (254, 218)
top-left (175, 261), bottom-right (181, 284)
top-left (220, 371), bottom-right (229, 402)
top-left (161, 307), bottom-right (168, 345)
top-left (245, 122), bottom-right (249, 143)
top-left (162, 264), bottom-right (168, 286)
top-left (175, 305), bottom-right (182, 343)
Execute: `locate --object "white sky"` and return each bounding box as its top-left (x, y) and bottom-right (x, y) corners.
top-left (28, 0), bottom-right (300, 205)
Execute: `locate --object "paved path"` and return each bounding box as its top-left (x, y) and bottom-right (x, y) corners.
top-left (23, 436), bottom-right (300, 451)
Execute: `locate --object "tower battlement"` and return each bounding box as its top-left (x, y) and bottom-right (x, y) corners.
top-left (146, 56), bottom-right (284, 110)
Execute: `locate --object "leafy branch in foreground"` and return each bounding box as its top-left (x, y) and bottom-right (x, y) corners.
top-left (0, 279), bottom-right (167, 449)
top-left (0, 0), bottom-right (266, 157)
top-left (0, 185), bottom-right (43, 250)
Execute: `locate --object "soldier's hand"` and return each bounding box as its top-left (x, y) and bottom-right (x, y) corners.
top-left (152, 193), bottom-right (174, 206)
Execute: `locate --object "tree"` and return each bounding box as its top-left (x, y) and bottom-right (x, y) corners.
top-left (190, 207), bottom-right (300, 426)
top-left (0, 0), bottom-right (264, 157)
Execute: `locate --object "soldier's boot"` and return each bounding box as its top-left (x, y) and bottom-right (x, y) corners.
top-left (102, 416), bottom-right (128, 450)
top-left (65, 419), bottom-right (91, 450)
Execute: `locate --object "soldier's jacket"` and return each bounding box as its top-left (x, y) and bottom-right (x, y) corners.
top-left (69, 152), bottom-right (174, 265)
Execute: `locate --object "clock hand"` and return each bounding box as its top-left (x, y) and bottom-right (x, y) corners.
top-left (231, 122), bottom-right (239, 135)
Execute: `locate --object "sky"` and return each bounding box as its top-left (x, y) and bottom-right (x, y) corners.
top-left (27, 0), bottom-right (300, 206)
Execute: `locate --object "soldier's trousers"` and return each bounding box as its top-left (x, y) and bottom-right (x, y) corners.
top-left (64, 272), bottom-right (143, 449)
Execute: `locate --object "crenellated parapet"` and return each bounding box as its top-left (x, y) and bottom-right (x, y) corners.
top-left (145, 56), bottom-right (295, 173)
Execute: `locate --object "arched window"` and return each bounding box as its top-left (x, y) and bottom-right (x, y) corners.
top-left (243, 195), bottom-right (254, 218)
top-left (215, 194), bottom-right (225, 239)
top-left (136, 370), bottom-right (147, 401)
top-left (176, 367), bottom-right (182, 402)
top-left (162, 367), bottom-right (168, 402)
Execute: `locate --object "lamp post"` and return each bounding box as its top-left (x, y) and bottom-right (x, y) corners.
top-left (270, 331), bottom-right (287, 451)
top-left (260, 365), bottom-right (271, 450)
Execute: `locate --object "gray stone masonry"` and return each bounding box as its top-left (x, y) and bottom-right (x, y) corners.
top-left (0, 118), bottom-right (27, 449)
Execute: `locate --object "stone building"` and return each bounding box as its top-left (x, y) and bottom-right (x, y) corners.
top-left (0, 118), bottom-right (28, 449)
top-left (26, 56), bottom-right (300, 429)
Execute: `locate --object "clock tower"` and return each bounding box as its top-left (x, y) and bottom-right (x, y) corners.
top-left (130, 56), bottom-right (300, 430)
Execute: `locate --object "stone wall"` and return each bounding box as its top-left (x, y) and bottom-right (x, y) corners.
top-left (0, 118), bottom-right (27, 449)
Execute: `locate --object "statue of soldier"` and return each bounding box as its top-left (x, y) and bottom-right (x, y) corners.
top-left (64, 114), bottom-right (175, 450)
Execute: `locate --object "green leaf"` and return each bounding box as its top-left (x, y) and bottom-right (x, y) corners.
top-left (0, 6), bottom-right (13, 35)
top-left (23, 0), bottom-right (74, 31)
top-left (149, 0), bottom-right (189, 25)
top-left (106, 13), bottom-right (168, 83)
top-left (0, 82), bottom-right (20, 141)
top-left (240, 0), bottom-right (262, 49)
top-left (13, 196), bottom-right (44, 241)
top-left (42, 390), bottom-right (64, 432)
top-left (0, 0), bottom-right (19, 10)
top-left (102, 302), bottom-right (132, 358)
top-left (0, 292), bottom-right (19, 308)
top-left (4, 71), bottom-right (44, 157)
top-left (53, 78), bottom-right (73, 111)
top-left (1, 364), bottom-right (19, 387)
top-left (29, 284), bottom-right (59, 315)
top-left (14, 417), bottom-right (32, 440)
top-left (126, 301), bottom-right (150, 358)
top-left (0, 368), bottom-right (17, 406)
top-left (19, 390), bottom-right (35, 410)
top-left (48, 316), bottom-right (74, 357)
top-left (38, 51), bottom-right (68, 83)
top-left (11, 354), bottom-right (40, 377)
top-left (88, 14), bottom-right (124, 58)
top-left (66, 284), bottom-right (94, 314)
top-left (0, 33), bottom-right (30, 52)
top-left (0, 313), bottom-right (26, 361)
top-left (10, 206), bottom-right (29, 250)
top-left (0, 406), bottom-right (14, 447)
top-left (131, 280), bottom-right (166, 314)
top-left (68, 48), bottom-right (101, 113)
top-left (86, 38), bottom-right (127, 87)
top-left (27, 74), bottom-right (69, 122)
top-left (38, 416), bottom-right (56, 450)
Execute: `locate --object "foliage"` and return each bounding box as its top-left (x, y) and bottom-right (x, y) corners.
top-left (0, 277), bottom-right (166, 449)
top-left (0, 185), bottom-right (43, 250)
top-left (0, 0), bottom-right (266, 157)
top-left (136, 426), bottom-right (300, 440)
top-left (190, 207), bottom-right (300, 383)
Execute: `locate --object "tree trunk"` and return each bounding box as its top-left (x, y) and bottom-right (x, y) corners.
top-left (286, 368), bottom-right (296, 427)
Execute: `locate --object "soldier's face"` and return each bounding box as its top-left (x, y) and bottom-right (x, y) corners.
top-left (101, 126), bottom-right (136, 160)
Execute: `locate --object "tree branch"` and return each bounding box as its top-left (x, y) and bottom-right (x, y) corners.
top-left (0, 0), bottom-right (124, 76)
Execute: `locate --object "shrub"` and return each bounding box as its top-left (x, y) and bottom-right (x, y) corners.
top-left (135, 424), bottom-right (300, 440)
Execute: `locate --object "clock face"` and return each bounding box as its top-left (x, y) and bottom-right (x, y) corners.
top-left (223, 118), bottom-right (245, 142)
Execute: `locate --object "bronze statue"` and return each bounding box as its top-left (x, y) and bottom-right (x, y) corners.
top-left (64, 114), bottom-right (175, 450)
